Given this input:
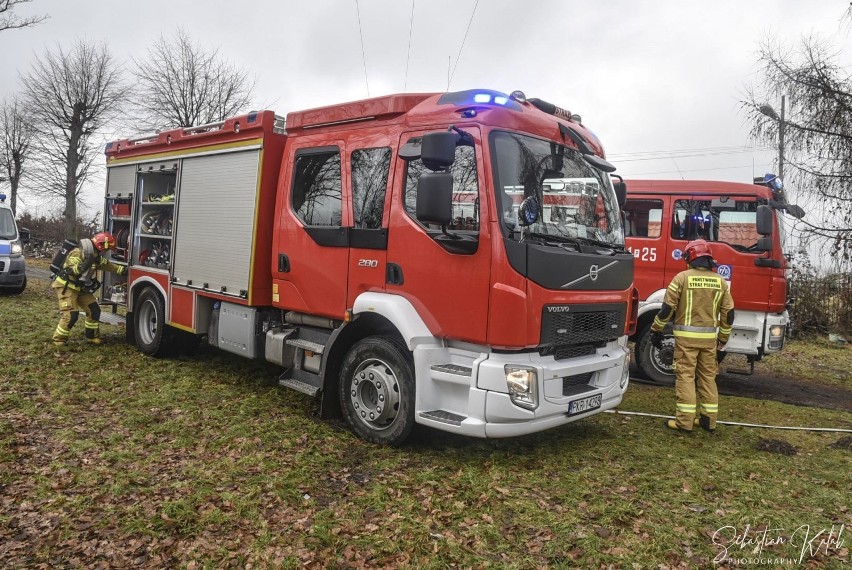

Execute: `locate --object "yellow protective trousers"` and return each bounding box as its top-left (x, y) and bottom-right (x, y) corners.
top-left (52, 286), bottom-right (100, 343)
top-left (673, 339), bottom-right (719, 430)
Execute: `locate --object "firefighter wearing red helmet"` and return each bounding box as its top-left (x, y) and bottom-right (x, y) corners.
top-left (650, 239), bottom-right (734, 433)
top-left (51, 232), bottom-right (127, 347)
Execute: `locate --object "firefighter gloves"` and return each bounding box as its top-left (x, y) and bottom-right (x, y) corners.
top-left (651, 331), bottom-right (665, 350)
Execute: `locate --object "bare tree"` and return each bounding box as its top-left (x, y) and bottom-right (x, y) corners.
top-left (132, 29), bottom-right (256, 131)
top-left (20, 41), bottom-right (127, 240)
top-left (0, 0), bottom-right (47, 32)
top-left (0, 97), bottom-right (34, 215)
top-left (743, 33), bottom-right (852, 268)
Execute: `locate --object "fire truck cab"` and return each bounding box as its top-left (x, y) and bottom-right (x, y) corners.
top-left (102, 89), bottom-right (636, 445)
top-left (623, 176), bottom-right (803, 382)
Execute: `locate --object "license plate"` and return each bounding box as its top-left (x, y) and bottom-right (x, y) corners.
top-left (568, 393), bottom-right (602, 416)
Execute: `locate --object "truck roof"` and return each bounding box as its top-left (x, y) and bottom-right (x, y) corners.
top-left (105, 89), bottom-right (608, 162)
top-left (625, 179), bottom-right (772, 197)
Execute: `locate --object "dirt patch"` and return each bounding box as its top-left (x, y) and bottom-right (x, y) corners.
top-left (755, 438), bottom-right (798, 455)
top-left (632, 364), bottom-right (852, 412)
top-left (828, 436), bottom-right (852, 451)
top-left (715, 371), bottom-right (852, 412)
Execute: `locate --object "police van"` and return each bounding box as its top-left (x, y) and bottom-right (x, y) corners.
top-left (0, 193), bottom-right (27, 294)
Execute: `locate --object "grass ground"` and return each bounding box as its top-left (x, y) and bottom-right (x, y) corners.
top-left (1, 269), bottom-right (849, 568)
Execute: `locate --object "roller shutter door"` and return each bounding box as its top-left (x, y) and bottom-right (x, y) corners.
top-left (106, 165), bottom-right (136, 198)
top-left (172, 150), bottom-right (261, 295)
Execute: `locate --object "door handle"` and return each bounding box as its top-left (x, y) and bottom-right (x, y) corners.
top-left (278, 253), bottom-right (290, 273)
top-left (386, 262), bottom-right (404, 285)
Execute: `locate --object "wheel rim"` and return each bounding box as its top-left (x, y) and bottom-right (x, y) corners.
top-left (651, 339), bottom-right (675, 376)
top-left (349, 357), bottom-right (401, 431)
top-left (137, 298), bottom-right (159, 346)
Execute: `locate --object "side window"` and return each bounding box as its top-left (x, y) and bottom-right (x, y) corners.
top-left (404, 143), bottom-right (479, 231)
top-left (291, 148), bottom-right (342, 227)
top-left (623, 199), bottom-right (663, 238)
top-left (672, 199), bottom-right (761, 250)
top-left (351, 147), bottom-right (391, 229)
top-left (717, 209), bottom-right (760, 248)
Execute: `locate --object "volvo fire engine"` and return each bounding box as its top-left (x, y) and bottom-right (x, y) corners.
top-left (100, 89), bottom-right (636, 444)
top-left (622, 176), bottom-right (803, 382)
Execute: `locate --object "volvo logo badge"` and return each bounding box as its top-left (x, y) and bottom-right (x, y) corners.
top-left (561, 260), bottom-right (618, 288)
top-left (589, 264), bottom-right (599, 282)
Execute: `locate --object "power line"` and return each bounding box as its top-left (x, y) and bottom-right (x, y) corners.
top-left (404, 0), bottom-right (415, 92)
top-left (447, 0), bottom-right (479, 90)
top-left (609, 144), bottom-right (772, 157)
top-left (625, 162), bottom-right (773, 177)
top-left (354, 0), bottom-right (370, 97)
top-left (612, 148), bottom-right (776, 164)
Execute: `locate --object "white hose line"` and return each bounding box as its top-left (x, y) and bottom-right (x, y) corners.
top-left (605, 410), bottom-right (852, 433)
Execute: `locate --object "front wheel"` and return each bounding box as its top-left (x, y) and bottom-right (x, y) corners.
top-left (339, 336), bottom-right (415, 446)
top-left (635, 325), bottom-right (676, 385)
top-left (8, 276), bottom-right (26, 295)
top-left (134, 288), bottom-right (173, 357)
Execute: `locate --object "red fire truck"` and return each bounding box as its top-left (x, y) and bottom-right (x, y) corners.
top-left (100, 89), bottom-right (637, 444)
top-left (623, 176), bottom-right (804, 383)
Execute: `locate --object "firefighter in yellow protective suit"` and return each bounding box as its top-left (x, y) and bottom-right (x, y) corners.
top-left (650, 239), bottom-right (734, 433)
top-left (52, 232), bottom-right (126, 346)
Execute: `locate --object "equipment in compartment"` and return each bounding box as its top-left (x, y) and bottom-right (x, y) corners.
top-left (139, 241), bottom-right (170, 269)
top-left (141, 210), bottom-right (173, 236)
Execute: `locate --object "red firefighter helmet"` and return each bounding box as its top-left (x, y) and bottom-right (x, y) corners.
top-left (92, 231), bottom-right (117, 252)
top-left (683, 239), bottom-right (714, 264)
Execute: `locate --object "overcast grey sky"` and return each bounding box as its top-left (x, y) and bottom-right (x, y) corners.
top-left (0, 0), bottom-right (849, 218)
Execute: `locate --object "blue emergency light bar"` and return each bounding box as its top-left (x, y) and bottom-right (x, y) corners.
top-left (438, 89), bottom-right (523, 111)
top-left (0, 193), bottom-right (6, 202)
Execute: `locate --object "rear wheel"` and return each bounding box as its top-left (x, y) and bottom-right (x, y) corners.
top-left (339, 336), bottom-right (415, 446)
top-left (134, 288), bottom-right (174, 357)
top-left (635, 324), bottom-right (675, 385)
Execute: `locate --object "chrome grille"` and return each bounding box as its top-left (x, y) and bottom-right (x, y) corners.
top-left (541, 303), bottom-right (626, 347)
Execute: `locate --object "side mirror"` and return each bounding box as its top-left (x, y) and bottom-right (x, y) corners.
top-left (785, 204), bottom-right (805, 219)
top-left (757, 236), bottom-right (773, 252)
top-left (416, 171), bottom-right (453, 226)
top-left (613, 181), bottom-right (627, 208)
top-left (421, 131), bottom-right (457, 171)
top-left (756, 204), bottom-right (774, 236)
top-left (19, 227), bottom-right (30, 244)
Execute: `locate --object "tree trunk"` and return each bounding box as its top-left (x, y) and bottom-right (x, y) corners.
top-left (65, 127), bottom-right (81, 241)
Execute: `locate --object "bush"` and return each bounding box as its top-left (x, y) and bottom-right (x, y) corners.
top-left (17, 212), bottom-right (100, 258)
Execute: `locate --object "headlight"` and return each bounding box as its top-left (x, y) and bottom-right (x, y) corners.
top-left (10, 240), bottom-right (23, 257)
top-left (505, 365), bottom-right (538, 410)
top-left (620, 349), bottom-right (631, 389)
top-left (769, 325), bottom-right (785, 338)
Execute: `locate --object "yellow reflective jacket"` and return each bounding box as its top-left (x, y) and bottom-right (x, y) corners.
top-left (52, 239), bottom-right (125, 291)
top-left (651, 267), bottom-right (735, 347)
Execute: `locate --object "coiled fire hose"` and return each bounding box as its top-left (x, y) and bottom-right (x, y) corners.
top-left (605, 410), bottom-right (852, 433)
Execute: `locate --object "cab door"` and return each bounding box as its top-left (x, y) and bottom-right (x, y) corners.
top-left (274, 138), bottom-right (349, 319)
top-left (384, 127), bottom-right (492, 343)
top-left (623, 195), bottom-right (668, 298)
top-left (345, 137), bottom-right (395, 305)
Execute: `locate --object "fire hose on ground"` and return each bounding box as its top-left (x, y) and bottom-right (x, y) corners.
top-left (605, 410), bottom-right (852, 433)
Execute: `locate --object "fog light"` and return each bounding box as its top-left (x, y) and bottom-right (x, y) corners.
top-left (505, 365), bottom-right (538, 410)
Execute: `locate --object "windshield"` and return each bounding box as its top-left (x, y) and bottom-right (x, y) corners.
top-left (0, 208), bottom-right (16, 240)
top-left (491, 131), bottom-right (623, 246)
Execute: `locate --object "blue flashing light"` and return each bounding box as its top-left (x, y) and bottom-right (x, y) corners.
top-left (494, 96), bottom-right (509, 105)
top-left (473, 93), bottom-right (492, 103)
top-left (247, 112), bottom-right (258, 123)
top-left (0, 193), bottom-right (6, 202)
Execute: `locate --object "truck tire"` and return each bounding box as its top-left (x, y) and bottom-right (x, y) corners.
top-left (339, 336), bottom-right (415, 446)
top-left (134, 288), bottom-right (173, 357)
top-left (635, 324), bottom-right (676, 385)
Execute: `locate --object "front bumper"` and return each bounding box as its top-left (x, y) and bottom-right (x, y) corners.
top-left (0, 256), bottom-right (26, 287)
top-left (414, 338), bottom-right (630, 438)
